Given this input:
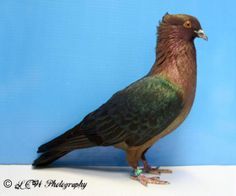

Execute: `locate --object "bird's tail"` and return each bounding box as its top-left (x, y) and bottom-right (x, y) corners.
top-left (33, 125), bottom-right (97, 167)
top-left (32, 150), bottom-right (69, 167)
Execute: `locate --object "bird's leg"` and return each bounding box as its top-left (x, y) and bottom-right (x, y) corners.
top-left (140, 152), bottom-right (172, 175)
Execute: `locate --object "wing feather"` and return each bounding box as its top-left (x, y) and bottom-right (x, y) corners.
top-left (42, 76), bottom-right (184, 150)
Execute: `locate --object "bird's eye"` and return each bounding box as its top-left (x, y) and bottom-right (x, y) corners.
top-left (183, 20), bottom-right (192, 28)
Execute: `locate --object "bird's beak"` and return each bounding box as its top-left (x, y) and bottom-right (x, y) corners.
top-left (195, 29), bottom-right (208, 41)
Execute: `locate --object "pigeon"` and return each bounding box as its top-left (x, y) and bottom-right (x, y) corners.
top-left (33, 13), bottom-right (207, 185)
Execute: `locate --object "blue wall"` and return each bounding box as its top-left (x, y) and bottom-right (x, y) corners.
top-left (0, 0), bottom-right (236, 166)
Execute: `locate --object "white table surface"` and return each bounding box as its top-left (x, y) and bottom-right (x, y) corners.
top-left (0, 165), bottom-right (235, 196)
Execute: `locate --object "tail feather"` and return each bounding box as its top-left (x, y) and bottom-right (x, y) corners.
top-left (37, 130), bottom-right (74, 153)
top-left (33, 123), bottom-right (100, 167)
top-left (32, 150), bottom-right (69, 167)
top-left (37, 134), bottom-right (96, 153)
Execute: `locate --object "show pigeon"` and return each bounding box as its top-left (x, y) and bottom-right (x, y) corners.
top-left (33, 13), bottom-right (207, 185)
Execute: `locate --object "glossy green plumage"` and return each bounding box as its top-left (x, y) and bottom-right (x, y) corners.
top-left (108, 76), bottom-right (182, 146)
top-left (36, 76), bottom-right (184, 156)
top-left (73, 75), bottom-right (184, 147)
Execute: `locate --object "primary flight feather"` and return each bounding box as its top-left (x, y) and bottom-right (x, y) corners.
top-left (33, 13), bottom-right (207, 185)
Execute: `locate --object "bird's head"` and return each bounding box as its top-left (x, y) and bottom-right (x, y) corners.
top-left (159, 13), bottom-right (208, 41)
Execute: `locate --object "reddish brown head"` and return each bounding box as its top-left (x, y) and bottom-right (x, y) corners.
top-left (159, 13), bottom-right (207, 42)
top-left (149, 13), bottom-right (207, 77)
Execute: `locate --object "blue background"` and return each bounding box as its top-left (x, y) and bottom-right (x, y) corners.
top-left (0, 0), bottom-right (235, 166)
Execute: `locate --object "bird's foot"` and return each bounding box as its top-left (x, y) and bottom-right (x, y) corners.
top-left (130, 168), bottom-right (169, 186)
top-left (142, 161), bottom-right (172, 174)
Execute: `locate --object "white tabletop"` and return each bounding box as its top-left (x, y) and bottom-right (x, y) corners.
top-left (0, 165), bottom-right (235, 196)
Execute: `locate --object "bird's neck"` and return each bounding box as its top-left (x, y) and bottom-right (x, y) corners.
top-left (149, 34), bottom-right (197, 98)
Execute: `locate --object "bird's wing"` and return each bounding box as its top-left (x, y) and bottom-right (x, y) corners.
top-left (104, 76), bottom-right (184, 146)
top-left (74, 76), bottom-right (184, 147)
top-left (39, 76), bottom-right (184, 152)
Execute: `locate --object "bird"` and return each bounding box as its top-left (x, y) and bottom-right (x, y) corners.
top-left (33, 13), bottom-right (207, 186)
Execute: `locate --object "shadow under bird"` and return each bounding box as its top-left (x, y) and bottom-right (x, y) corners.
top-left (33, 13), bottom-right (207, 186)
